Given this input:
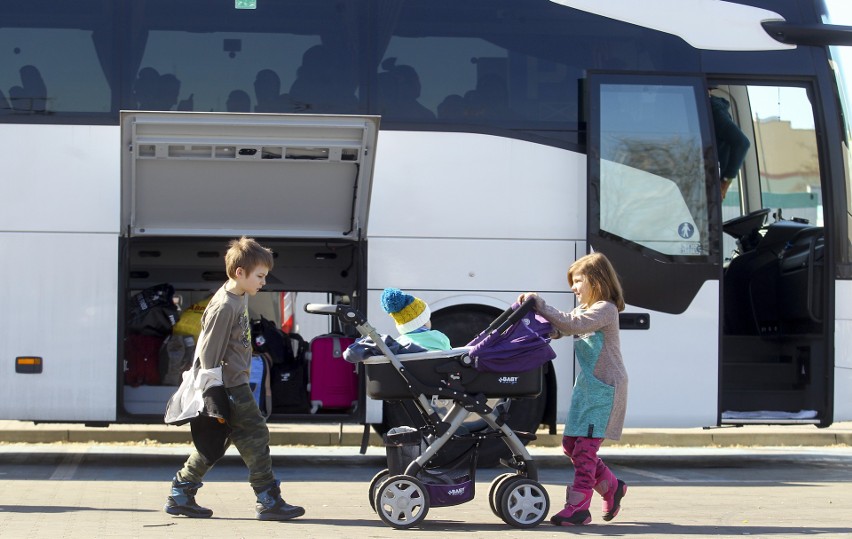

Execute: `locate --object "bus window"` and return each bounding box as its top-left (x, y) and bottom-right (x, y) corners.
top-left (377, 0), bottom-right (698, 142)
top-left (596, 81), bottom-right (711, 258)
top-left (128, 0), bottom-right (363, 115)
top-left (0, 1), bottom-right (115, 117)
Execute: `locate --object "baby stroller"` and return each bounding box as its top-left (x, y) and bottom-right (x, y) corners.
top-left (305, 298), bottom-right (555, 529)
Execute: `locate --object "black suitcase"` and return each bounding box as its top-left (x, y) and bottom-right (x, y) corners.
top-left (269, 333), bottom-right (310, 413)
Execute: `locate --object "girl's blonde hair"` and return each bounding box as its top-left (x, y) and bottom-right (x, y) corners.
top-left (567, 252), bottom-right (625, 311)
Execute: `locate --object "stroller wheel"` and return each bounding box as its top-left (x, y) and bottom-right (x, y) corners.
top-left (368, 469), bottom-right (390, 512)
top-left (375, 475), bottom-right (430, 529)
top-left (498, 478), bottom-right (550, 529)
top-left (488, 473), bottom-right (517, 518)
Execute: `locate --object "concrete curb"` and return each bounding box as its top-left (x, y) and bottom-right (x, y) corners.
top-left (1, 422), bottom-right (850, 447)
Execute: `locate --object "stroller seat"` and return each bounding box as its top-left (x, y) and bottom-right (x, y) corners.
top-left (364, 347), bottom-right (545, 401)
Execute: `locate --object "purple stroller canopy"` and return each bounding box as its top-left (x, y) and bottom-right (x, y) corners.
top-left (467, 302), bottom-right (556, 373)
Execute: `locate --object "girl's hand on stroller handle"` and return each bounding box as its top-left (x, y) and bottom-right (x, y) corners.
top-left (486, 296), bottom-right (539, 335)
top-left (517, 292), bottom-right (539, 305)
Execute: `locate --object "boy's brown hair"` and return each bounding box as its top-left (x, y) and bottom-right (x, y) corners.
top-left (224, 236), bottom-right (274, 279)
top-left (567, 252), bottom-right (625, 312)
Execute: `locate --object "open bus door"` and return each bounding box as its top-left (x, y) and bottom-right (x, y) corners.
top-left (586, 74), bottom-right (721, 427)
top-left (586, 74), bottom-right (833, 428)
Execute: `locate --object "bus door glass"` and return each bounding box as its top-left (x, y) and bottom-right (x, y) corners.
top-left (587, 74), bottom-right (720, 426)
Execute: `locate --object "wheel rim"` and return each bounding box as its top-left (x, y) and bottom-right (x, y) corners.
top-left (499, 479), bottom-right (550, 528)
top-left (488, 473), bottom-right (517, 518)
top-left (368, 469), bottom-right (389, 512)
top-left (375, 476), bottom-right (430, 529)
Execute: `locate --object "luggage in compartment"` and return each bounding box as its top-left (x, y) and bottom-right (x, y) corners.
top-left (125, 283), bottom-right (180, 387)
top-left (251, 316), bottom-right (295, 365)
top-left (159, 333), bottom-right (195, 386)
top-left (309, 334), bottom-right (358, 412)
top-left (249, 354), bottom-right (272, 417)
top-left (127, 283), bottom-right (179, 337)
top-left (125, 333), bottom-right (165, 387)
top-left (269, 352), bottom-right (310, 414)
top-left (251, 317), bottom-right (310, 413)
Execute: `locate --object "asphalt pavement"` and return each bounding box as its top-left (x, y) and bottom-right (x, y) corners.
top-left (1, 443), bottom-right (851, 538)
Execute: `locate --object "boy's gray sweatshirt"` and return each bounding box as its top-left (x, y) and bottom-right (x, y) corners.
top-left (196, 283), bottom-right (252, 388)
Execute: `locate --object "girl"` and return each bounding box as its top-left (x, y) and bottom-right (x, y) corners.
top-left (519, 252), bottom-right (628, 526)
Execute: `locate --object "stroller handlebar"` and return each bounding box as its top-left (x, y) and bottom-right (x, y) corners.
top-left (304, 303), bottom-right (367, 326)
top-left (483, 296), bottom-right (538, 335)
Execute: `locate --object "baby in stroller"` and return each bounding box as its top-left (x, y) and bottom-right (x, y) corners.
top-left (305, 297), bottom-right (555, 529)
top-left (381, 287), bottom-right (451, 351)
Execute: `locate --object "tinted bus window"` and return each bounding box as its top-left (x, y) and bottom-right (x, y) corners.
top-left (128, 0), bottom-right (364, 115)
top-left (0, 1), bottom-right (116, 121)
top-left (382, 0), bottom-right (698, 141)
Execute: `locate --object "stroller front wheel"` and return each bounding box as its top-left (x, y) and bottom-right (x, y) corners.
top-left (375, 475), bottom-right (430, 529)
top-left (488, 473), bottom-right (518, 519)
top-left (498, 478), bottom-right (550, 529)
top-left (368, 468), bottom-right (390, 512)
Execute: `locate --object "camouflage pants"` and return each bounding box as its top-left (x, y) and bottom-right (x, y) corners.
top-left (176, 383), bottom-right (274, 489)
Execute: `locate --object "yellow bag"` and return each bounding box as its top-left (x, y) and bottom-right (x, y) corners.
top-left (173, 297), bottom-right (211, 339)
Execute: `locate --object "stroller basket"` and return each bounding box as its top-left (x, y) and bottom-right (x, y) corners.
top-left (364, 351), bottom-right (543, 399)
top-left (384, 425), bottom-right (478, 508)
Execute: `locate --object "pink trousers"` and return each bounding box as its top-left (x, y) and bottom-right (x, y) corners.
top-left (562, 436), bottom-right (611, 490)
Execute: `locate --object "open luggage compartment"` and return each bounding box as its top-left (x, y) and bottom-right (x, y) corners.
top-left (119, 111), bottom-right (379, 421)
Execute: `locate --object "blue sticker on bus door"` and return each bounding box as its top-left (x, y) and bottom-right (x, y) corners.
top-left (678, 222), bottom-right (695, 239)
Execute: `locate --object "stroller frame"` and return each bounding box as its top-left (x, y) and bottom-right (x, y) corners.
top-left (305, 300), bottom-right (551, 529)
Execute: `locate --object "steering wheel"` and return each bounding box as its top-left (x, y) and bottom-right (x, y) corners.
top-left (723, 208), bottom-right (771, 240)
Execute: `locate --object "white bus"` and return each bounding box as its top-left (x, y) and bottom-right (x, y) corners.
top-left (2, 0), bottom-right (851, 460)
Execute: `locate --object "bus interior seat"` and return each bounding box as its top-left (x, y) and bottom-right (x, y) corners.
top-left (775, 227), bottom-right (825, 334)
top-left (724, 225), bottom-right (824, 337)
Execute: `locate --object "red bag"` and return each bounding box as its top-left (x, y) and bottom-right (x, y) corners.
top-left (125, 333), bottom-right (164, 386)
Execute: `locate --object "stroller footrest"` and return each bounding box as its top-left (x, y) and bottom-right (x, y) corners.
top-left (513, 431), bottom-right (537, 442)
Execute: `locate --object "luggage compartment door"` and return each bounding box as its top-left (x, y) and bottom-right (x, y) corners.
top-left (120, 112), bottom-right (379, 239)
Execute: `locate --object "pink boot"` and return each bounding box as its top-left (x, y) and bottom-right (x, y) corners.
top-left (594, 469), bottom-right (627, 522)
top-left (550, 487), bottom-right (592, 526)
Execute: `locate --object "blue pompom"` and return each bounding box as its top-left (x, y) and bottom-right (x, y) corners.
top-left (381, 288), bottom-right (413, 313)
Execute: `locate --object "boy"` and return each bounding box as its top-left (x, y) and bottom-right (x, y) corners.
top-left (381, 287), bottom-right (451, 350)
top-left (164, 236), bottom-right (304, 521)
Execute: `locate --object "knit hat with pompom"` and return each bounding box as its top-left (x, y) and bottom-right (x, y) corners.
top-left (380, 288), bottom-right (431, 334)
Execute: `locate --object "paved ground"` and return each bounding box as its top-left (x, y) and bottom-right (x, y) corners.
top-left (1, 420), bottom-right (849, 537)
top-left (1, 444), bottom-right (850, 539)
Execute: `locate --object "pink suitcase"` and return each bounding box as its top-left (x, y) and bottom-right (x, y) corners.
top-left (309, 334), bottom-right (357, 412)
